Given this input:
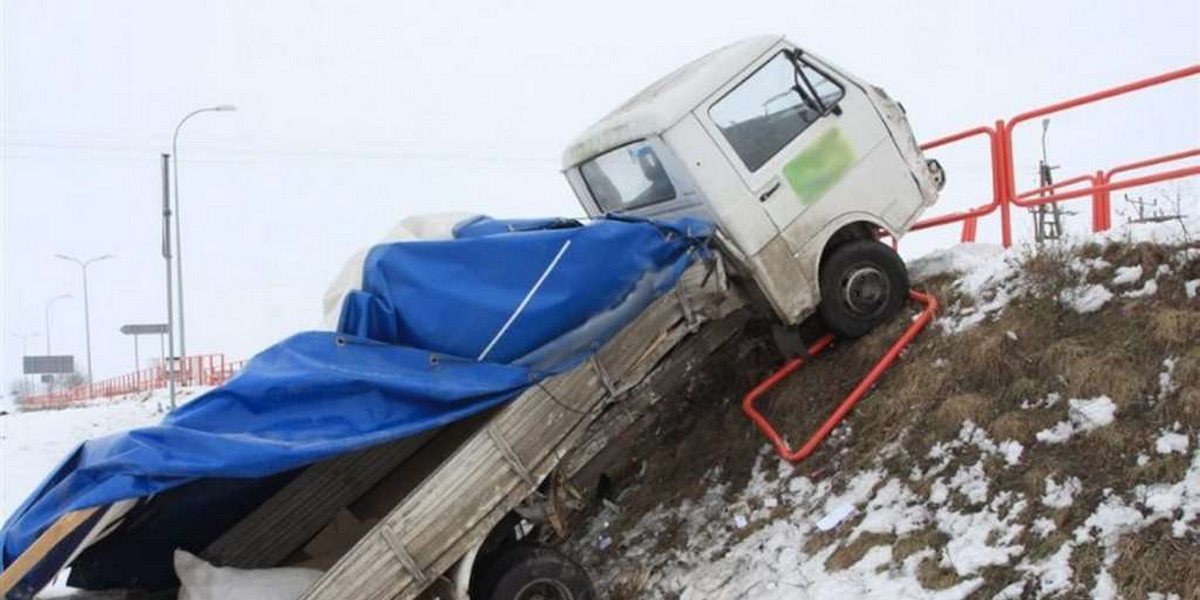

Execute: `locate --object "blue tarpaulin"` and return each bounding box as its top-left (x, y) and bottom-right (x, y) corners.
top-left (1, 216), bottom-right (712, 569)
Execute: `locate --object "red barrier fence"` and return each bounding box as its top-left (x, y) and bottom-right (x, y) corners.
top-left (743, 290), bottom-right (938, 463)
top-left (912, 64), bottom-right (1200, 246)
top-left (18, 354), bottom-right (244, 411)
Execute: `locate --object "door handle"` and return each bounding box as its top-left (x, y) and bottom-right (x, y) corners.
top-left (759, 182), bottom-right (782, 203)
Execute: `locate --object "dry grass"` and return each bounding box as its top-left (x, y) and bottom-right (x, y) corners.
top-left (1150, 308), bottom-right (1200, 345)
top-left (607, 569), bottom-right (650, 600)
top-left (892, 527), bottom-right (949, 562)
top-left (916, 555), bottom-right (960, 590)
top-left (823, 533), bottom-right (895, 571)
top-left (1110, 522), bottom-right (1200, 600)
top-left (573, 238), bottom-right (1200, 599)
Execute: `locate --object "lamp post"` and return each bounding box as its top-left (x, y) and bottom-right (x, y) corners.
top-left (54, 254), bottom-right (113, 385)
top-left (171, 104), bottom-right (237, 360)
top-left (44, 293), bottom-right (72, 354)
top-left (11, 332), bottom-right (38, 356)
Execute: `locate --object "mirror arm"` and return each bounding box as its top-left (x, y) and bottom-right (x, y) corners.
top-left (794, 62), bottom-right (827, 113)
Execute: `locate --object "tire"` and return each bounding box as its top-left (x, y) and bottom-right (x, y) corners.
top-left (476, 545), bottom-right (595, 600)
top-left (818, 240), bottom-right (909, 339)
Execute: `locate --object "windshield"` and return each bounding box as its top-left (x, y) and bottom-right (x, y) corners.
top-left (580, 141), bottom-right (677, 213)
top-left (709, 52), bottom-right (845, 172)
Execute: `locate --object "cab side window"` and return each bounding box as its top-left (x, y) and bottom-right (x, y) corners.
top-left (710, 52), bottom-right (844, 172)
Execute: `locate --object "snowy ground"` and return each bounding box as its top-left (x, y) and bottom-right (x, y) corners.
top-left (572, 431), bottom-right (1197, 600)
top-left (569, 217), bottom-right (1200, 599)
top-left (0, 387), bottom-right (209, 525)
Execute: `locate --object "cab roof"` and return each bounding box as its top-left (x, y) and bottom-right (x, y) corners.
top-left (561, 35), bottom-right (783, 170)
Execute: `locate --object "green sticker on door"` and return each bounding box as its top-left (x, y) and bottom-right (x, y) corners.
top-left (782, 128), bottom-right (855, 206)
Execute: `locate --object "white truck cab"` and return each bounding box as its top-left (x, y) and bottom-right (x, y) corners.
top-left (563, 35), bottom-right (944, 337)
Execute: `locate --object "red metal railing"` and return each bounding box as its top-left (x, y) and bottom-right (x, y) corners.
top-left (911, 64), bottom-right (1200, 247)
top-left (18, 354), bottom-right (245, 411)
top-left (743, 291), bottom-right (938, 463)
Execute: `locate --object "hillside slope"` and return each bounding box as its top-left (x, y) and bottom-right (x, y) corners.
top-left (564, 224), bottom-right (1200, 600)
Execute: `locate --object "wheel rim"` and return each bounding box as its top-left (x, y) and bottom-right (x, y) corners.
top-left (514, 578), bottom-right (575, 600)
top-left (841, 264), bottom-right (890, 318)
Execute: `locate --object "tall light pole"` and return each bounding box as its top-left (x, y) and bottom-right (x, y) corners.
top-left (54, 254), bottom-right (113, 385)
top-left (44, 293), bottom-right (72, 354)
top-left (172, 104), bottom-right (237, 360)
top-left (162, 153), bottom-right (178, 408)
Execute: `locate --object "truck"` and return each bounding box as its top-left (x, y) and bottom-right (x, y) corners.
top-left (0, 34), bottom-right (941, 600)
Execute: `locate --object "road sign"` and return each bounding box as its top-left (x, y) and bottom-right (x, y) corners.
top-left (120, 323), bottom-right (169, 335)
top-left (24, 355), bottom-right (75, 374)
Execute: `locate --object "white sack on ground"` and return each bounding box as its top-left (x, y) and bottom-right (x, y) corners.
top-left (175, 549), bottom-right (323, 600)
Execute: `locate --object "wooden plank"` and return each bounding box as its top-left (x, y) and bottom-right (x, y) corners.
top-left (300, 261), bottom-right (737, 600)
top-left (0, 507), bottom-right (101, 598)
top-left (202, 431), bottom-right (437, 568)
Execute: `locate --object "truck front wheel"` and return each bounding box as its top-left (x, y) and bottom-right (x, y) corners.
top-left (477, 545), bottom-right (595, 600)
top-left (818, 240), bottom-right (909, 339)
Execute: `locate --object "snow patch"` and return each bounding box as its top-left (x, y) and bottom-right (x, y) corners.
top-left (1041, 476), bottom-right (1081, 509)
top-left (1185, 279), bottom-right (1200, 299)
top-left (1035, 396), bottom-right (1117, 444)
top-left (1155, 430), bottom-right (1189, 455)
top-left (1123, 278), bottom-right (1158, 298)
top-left (1111, 265), bottom-right (1143, 286)
top-left (1059, 284), bottom-right (1112, 313)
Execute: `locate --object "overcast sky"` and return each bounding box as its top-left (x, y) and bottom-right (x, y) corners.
top-left (2, 0), bottom-right (1197, 389)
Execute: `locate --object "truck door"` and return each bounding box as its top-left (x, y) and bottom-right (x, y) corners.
top-left (700, 48), bottom-right (888, 248)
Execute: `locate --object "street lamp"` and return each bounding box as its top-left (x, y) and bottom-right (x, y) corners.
top-left (171, 104), bottom-right (237, 359)
top-left (11, 332), bottom-right (39, 356)
top-left (54, 254), bottom-right (113, 384)
top-left (44, 293), bottom-right (72, 354)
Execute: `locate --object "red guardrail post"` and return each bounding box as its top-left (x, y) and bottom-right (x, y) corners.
top-left (743, 290), bottom-right (938, 463)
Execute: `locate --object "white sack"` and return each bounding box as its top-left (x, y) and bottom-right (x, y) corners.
top-left (175, 549), bottom-right (323, 600)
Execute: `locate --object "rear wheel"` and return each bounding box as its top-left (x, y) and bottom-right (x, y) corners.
top-left (477, 545), bottom-right (595, 600)
top-left (818, 240), bottom-right (909, 339)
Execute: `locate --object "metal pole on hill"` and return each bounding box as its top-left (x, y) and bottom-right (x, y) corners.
top-left (163, 153), bottom-right (178, 409)
top-left (171, 104), bottom-right (237, 362)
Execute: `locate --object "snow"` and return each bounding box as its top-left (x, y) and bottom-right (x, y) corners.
top-left (1035, 396), bottom-right (1117, 444)
top-left (1041, 476), bottom-right (1081, 509)
top-left (1059, 283), bottom-right (1113, 313)
top-left (1158, 357), bottom-right (1178, 400)
top-left (998, 440), bottom-right (1024, 466)
top-left (1154, 430), bottom-right (1189, 455)
top-left (1093, 568), bottom-right (1118, 600)
top-left (908, 243), bottom-right (1005, 282)
top-left (0, 388), bottom-right (207, 526)
top-left (1122, 278), bottom-right (1158, 298)
top-left (1031, 517), bottom-right (1057, 537)
top-left (934, 497), bottom-right (1025, 577)
top-left (1111, 265), bottom-right (1143, 286)
top-left (910, 244), bottom-right (1017, 333)
top-left (1018, 542), bottom-right (1073, 597)
top-left (1185, 279), bottom-right (1200, 299)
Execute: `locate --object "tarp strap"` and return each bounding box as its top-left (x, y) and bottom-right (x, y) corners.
top-left (675, 287), bottom-right (700, 332)
top-left (487, 427), bottom-right (537, 489)
top-left (589, 356), bottom-right (619, 398)
top-left (477, 240), bottom-right (573, 361)
top-left (379, 526), bottom-right (429, 587)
